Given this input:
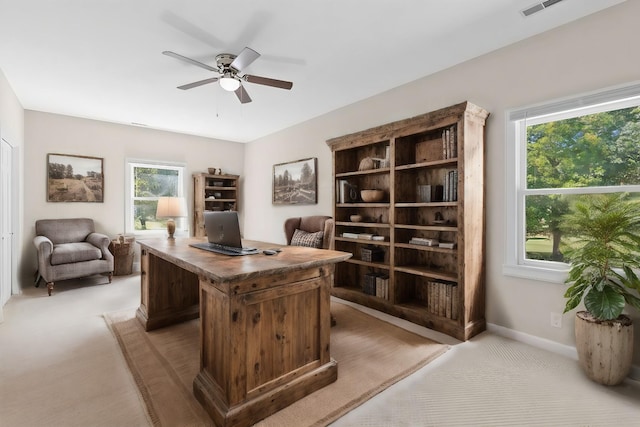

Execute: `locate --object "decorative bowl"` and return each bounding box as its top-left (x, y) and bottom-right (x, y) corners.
top-left (360, 189), bottom-right (385, 202)
top-left (350, 214), bottom-right (363, 222)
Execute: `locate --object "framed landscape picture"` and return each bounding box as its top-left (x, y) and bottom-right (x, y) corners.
top-left (273, 157), bottom-right (317, 205)
top-left (47, 153), bottom-right (104, 202)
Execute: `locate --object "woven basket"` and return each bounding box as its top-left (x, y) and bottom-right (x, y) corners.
top-left (109, 235), bottom-right (136, 275)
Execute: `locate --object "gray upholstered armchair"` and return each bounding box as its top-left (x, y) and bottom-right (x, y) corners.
top-left (34, 218), bottom-right (114, 296)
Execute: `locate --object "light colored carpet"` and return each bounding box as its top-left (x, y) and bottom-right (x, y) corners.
top-left (3, 274), bottom-right (640, 426)
top-left (104, 301), bottom-right (448, 427)
top-left (0, 275), bottom-right (151, 427)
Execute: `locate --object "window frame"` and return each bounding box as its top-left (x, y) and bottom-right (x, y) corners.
top-left (504, 82), bottom-right (640, 283)
top-left (125, 159), bottom-right (187, 237)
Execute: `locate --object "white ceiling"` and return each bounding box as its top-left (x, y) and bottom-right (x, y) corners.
top-left (0, 0), bottom-right (625, 143)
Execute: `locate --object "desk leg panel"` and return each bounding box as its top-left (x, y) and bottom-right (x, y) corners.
top-left (137, 250), bottom-right (200, 331)
top-left (194, 358), bottom-right (337, 427)
top-left (195, 266), bottom-right (337, 426)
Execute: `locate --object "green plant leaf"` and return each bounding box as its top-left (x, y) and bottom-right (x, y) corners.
top-left (563, 293), bottom-right (582, 313)
top-left (564, 279), bottom-right (585, 298)
top-left (567, 264), bottom-right (587, 282)
top-left (584, 287), bottom-right (625, 320)
top-left (623, 293), bottom-right (640, 311)
top-left (622, 265), bottom-right (640, 291)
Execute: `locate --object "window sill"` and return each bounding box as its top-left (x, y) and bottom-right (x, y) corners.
top-left (502, 263), bottom-right (569, 284)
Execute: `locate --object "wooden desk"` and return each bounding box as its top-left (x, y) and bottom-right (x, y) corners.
top-left (136, 238), bottom-right (351, 427)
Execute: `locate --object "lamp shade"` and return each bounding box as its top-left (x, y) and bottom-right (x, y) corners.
top-left (156, 197), bottom-right (187, 218)
top-left (219, 75), bottom-right (240, 92)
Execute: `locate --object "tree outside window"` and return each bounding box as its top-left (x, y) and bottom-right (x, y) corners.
top-left (524, 106), bottom-right (640, 263)
top-left (127, 162), bottom-right (184, 234)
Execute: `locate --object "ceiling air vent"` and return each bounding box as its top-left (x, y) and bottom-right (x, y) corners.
top-left (521, 0), bottom-right (565, 17)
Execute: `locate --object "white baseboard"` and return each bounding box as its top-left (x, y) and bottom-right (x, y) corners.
top-left (487, 322), bottom-right (640, 382)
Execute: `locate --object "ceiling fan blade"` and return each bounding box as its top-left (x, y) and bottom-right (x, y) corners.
top-left (244, 74), bottom-right (293, 90)
top-left (162, 51), bottom-right (218, 72)
top-left (230, 47), bottom-right (260, 71)
top-left (177, 77), bottom-right (219, 90)
top-left (234, 84), bottom-right (252, 104)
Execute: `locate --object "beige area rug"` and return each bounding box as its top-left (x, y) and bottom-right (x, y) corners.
top-left (104, 302), bottom-right (448, 427)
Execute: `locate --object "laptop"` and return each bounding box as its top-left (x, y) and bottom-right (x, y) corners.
top-left (190, 211), bottom-right (258, 256)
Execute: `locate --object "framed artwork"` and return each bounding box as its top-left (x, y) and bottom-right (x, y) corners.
top-left (47, 153), bottom-right (104, 202)
top-left (273, 157), bottom-right (318, 205)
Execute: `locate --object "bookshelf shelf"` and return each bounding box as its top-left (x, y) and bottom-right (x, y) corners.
top-left (345, 259), bottom-right (390, 269)
top-left (327, 101), bottom-right (488, 341)
top-left (193, 173), bottom-right (239, 238)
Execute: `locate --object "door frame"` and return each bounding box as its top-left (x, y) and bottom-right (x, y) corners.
top-left (0, 137), bottom-right (15, 320)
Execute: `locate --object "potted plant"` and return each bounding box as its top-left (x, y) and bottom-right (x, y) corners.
top-left (561, 193), bottom-right (640, 385)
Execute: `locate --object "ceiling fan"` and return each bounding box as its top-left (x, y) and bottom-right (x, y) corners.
top-left (163, 47), bottom-right (293, 104)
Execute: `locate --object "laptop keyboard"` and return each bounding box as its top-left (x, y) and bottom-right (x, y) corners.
top-left (190, 242), bottom-right (258, 256)
top-left (209, 243), bottom-right (254, 254)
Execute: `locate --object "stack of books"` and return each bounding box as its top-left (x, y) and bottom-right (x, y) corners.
top-left (442, 170), bottom-right (458, 202)
top-left (417, 184), bottom-right (444, 203)
top-left (363, 272), bottom-right (389, 300)
top-left (409, 237), bottom-right (439, 247)
top-left (342, 232), bottom-right (384, 241)
top-left (426, 280), bottom-right (459, 320)
top-left (442, 125), bottom-right (457, 159)
top-left (361, 246), bottom-right (385, 262)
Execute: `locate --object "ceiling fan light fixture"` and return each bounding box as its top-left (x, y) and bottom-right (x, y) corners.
top-left (219, 74), bottom-right (240, 92)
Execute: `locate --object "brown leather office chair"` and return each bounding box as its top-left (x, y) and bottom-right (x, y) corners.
top-left (284, 215), bottom-right (334, 250)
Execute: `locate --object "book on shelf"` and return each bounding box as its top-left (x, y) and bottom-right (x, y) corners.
top-left (361, 246), bottom-right (385, 262)
top-left (363, 273), bottom-right (377, 296)
top-left (442, 169), bottom-right (458, 202)
top-left (375, 274), bottom-right (389, 300)
top-left (426, 280), bottom-right (458, 320)
top-left (409, 237), bottom-right (439, 247)
top-left (417, 185), bottom-right (432, 203)
top-left (341, 232), bottom-right (383, 241)
top-left (441, 125), bottom-right (457, 159)
top-left (363, 272), bottom-right (389, 300)
top-left (337, 179), bottom-right (349, 204)
top-left (438, 241), bottom-right (457, 249)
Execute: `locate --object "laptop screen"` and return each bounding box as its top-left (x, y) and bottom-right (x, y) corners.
top-left (203, 211), bottom-right (243, 248)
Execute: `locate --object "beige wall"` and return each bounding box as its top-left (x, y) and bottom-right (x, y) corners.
top-left (243, 0), bottom-right (640, 366)
top-left (0, 69), bottom-right (24, 145)
top-left (20, 111), bottom-right (245, 285)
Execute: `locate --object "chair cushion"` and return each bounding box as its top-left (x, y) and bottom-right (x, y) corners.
top-left (290, 229), bottom-right (323, 248)
top-left (50, 242), bottom-right (102, 265)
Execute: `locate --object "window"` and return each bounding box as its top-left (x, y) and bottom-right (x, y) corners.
top-left (505, 83), bottom-right (640, 282)
top-left (125, 160), bottom-right (186, 236)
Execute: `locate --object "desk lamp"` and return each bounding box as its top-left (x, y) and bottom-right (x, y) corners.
top-left (156, 196), bottom-right (187, 239)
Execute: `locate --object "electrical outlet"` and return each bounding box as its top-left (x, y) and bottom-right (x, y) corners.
top-left (550, 312), bottom-right (562, 328)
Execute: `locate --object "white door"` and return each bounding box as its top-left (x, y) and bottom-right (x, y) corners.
top-left (0, 138), bottom-right (13, 309)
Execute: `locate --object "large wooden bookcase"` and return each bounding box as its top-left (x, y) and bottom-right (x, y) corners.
top-left (193, 173), bottom-right (239, 238)
top-left (326, 102), bottom-right (488, 341)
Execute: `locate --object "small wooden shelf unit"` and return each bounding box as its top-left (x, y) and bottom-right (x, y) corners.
top-left (193, 173), bottom-right (239, 238)
top-left (326, 101), bottom-right (489, 341)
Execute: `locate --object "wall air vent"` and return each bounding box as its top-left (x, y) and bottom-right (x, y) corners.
top-left (521, 0), bottom-right (565, 17)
